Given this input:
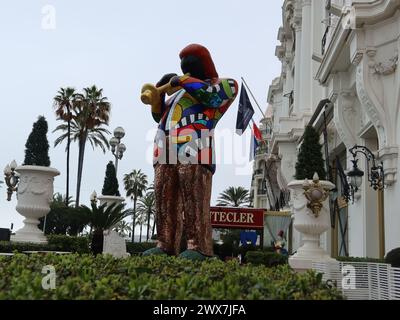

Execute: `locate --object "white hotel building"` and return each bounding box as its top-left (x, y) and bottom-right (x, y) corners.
top-left (252, 0), bottom-right (400, 259)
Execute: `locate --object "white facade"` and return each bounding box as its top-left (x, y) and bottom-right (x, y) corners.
top-left (259, 0), bottom-right (400, 259)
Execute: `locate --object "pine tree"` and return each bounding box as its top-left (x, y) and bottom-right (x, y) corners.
top-left (24, 116), bottom-right (51, 166)
top-left (102, 161), bottom-right (120, 196)
top-left (295, 126), bottom-right (326, 180)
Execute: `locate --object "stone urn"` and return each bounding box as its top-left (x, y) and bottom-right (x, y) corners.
top-left (97, 195), bottom-right (125, 208)
top-left (12, 165), bottom-right (60, 244)
top-left (288, 173), bottom-right (335, 272)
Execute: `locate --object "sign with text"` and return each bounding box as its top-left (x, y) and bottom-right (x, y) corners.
top-left (210, 207), bottom-right (264, 229)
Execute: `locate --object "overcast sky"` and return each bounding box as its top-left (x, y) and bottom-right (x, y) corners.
top-left (0, 0), bottom-right (282, 233)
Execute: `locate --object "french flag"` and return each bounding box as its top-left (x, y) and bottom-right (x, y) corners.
top-left (249, 122), bottom-right (262, 161)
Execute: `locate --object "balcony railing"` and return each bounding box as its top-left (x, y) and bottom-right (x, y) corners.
top-left (322, 25), bottom-right (330, 55)
top-left (257, 188), bottom-right (267, 195)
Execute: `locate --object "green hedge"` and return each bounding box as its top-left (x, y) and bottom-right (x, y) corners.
top-left (0, 235), bottom-right (90, 254)
top-left (0, 254), bottom-right (343, 300)
top-left (336, 256), bottom-right (385, 264)
top-left (245, 251), bottom-right (288, 267)
top-left (126, 242), bottom-right (157, 255)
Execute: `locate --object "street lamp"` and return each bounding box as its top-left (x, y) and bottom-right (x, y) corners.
top-left (4, 160), bottom-right (19, 201)
top-left (347, 145), bottom-right (384, 202)
top-left (109, 127), bottom-right (126, 174)
top-left (90, 190), bottom-right (98, 204)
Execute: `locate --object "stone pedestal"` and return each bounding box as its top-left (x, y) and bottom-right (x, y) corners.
top-left (97, 195), bottom-right (125, 208)
top-left (288, 179), bottom-right (335, 272)
top-left (12, 165), bottom-right (60, 244)
top-left (103, 229), bottom-right (130, 258)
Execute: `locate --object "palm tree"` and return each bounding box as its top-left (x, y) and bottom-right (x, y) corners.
top-left (217, 187), bottom-right (250, 250)
top-left (54, 85), bottom-right (111, 206)
top-left (135, 211), bottom-right (147, 243)
top-left (123, 169), bottom-right (148, 242)
top-left (53, 87), bottom-right (76, 205)
top-left (136, 191), bottom-right (155, 242)
top-left (114, 220), bottom-right (132, 238)
top-left (81, 202), bottom-right (132, 254)
top-left (217, 186), bottom-right (250, 207)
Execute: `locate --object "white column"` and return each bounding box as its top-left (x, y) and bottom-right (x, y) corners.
top-left (293, 17), bottom-right (302, 115)
top-left (384, 184), bottom-right (400, 253)
top-left (311, 0), bottom-right (325, 109)
top-left (299, 0), bottom-right (312, 113)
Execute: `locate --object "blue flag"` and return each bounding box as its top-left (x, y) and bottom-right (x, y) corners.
top-left (236, 83), bottom-right (255, 135)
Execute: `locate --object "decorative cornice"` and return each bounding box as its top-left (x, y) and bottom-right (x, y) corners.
top-left (351, 51), bottom-right (364, 66)
top-left (352, 0), bottom-right (400, 26)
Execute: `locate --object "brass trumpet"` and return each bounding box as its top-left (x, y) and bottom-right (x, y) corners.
top-left (140, 74), bottom-right (190, 110)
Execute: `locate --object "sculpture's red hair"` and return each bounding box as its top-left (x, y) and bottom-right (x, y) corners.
top-left (179, 44), bottom-right (219, 80)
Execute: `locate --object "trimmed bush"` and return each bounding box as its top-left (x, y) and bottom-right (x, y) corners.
top-left (0, 235), bottom-right (90, 254)
top-left (102, 161), bottom-right (120, 196)
top-left (295, 125), bottom-right (326, 180)
top-left (385, 247), bottom-right (400, 268)
top-left (47, 235), bottom-right (90, 253)
top-left (24, 116), bottom-right (51, 167)
top-left (245, 251), bottom-right (288, 267)
top-left (0, 254), bottom-right (343, 300)
top-left (336, 256), bottom-right (385, 264)
top-left (126, 242), bottom-right (156, 255)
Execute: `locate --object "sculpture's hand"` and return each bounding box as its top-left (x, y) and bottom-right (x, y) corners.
top-left (156, 73), bottom-right (178, 88)
top-left (169, 75), bottom-right (181, 87)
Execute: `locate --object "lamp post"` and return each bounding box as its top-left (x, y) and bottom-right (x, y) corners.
top-left (4, 160), bottom-right (19, 201)
top-left (109, 127), bottom-right (126, 175)
top-left (90, 190), bottom-right (98, 205)
top-left (347, 145), bottom-right (384, 202)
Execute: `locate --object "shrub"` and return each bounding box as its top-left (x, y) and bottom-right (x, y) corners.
top-left (23, 116), bottom-right (51, 166)
top-left (38, 194), bottom-right (89, 236)
top-left (102, 161), bottom-right (120, 196)
top-left (81, 202), bottom-right (132, 254)
top-left (0, 236), bottom-right (90, 254)
top-left (245, 251), bottom-right (288, 267)
top-left (0, 254), bottom-right (343, 300)
top-left (213, 242), bottom-right (236, 259)
top-left (295, 125), bottom-right (326, 180)
top-left (336, 256), bottom-right (385, 264)
top-left (385, 247), bottom-right (400, 268)
top-left (126, 242), bottom-right (156, 255)
top-left (47, 235), bottom-right (90, 253)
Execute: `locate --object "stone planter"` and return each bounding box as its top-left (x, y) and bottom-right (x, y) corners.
top-left (288, 178), bottom-right (335, 272)
top-left (12, 165), bottom-right (60, 244)
top-left (97, 195), bottom-right (125, 208)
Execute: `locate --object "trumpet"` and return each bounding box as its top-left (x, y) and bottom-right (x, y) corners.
top-left (140, 74), bottom-right (190, 109)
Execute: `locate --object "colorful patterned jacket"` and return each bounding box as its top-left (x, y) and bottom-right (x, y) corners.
top-left (152, 75), bottom-right (238, 174)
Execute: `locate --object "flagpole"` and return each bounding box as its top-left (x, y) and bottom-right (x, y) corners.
top-left (241, 77), bottom-right (266, 119)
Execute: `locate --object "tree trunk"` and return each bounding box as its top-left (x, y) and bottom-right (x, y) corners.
top-left (91, 229), bottom-right (104, 255)
top-left (131, 196), bottom-right (137, 243)
top-left (139, 223), bottom-right (142, 243)
top-left (66, 105), bottom-right (71, 206)
top-left (75, 133), bottom-right (87, 207)
top-left (152, 216), bottom-right (156, 239)
top-left (146, 210), bottom-right (151, 242)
